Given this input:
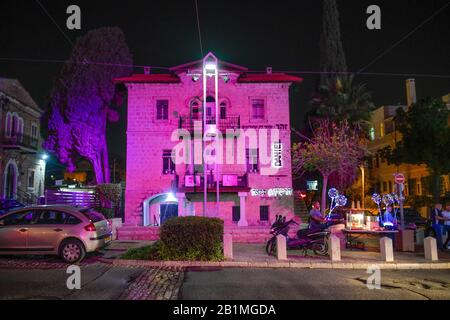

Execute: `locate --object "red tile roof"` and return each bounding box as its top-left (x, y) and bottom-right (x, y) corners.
top-left (113, 74), bottom-right (181, 84)
top-left (114, 72), bottom-right (303, 84)
top-left (237, 73), bottom-right (303, 83)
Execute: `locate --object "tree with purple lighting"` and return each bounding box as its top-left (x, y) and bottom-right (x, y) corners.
top-left (292, 120), bottom-right (368, 214)
top-left (43, 27), bottom-right (132, 184)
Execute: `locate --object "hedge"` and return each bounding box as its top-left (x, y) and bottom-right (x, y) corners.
top-left (158, 216), bottom-right (224, 261)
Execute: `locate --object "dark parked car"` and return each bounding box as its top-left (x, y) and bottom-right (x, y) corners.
top-left (0, 199), bottom-right (26, 216)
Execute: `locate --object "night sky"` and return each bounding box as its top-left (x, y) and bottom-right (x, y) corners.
top-left (1, 0), bottom-right (450, 165)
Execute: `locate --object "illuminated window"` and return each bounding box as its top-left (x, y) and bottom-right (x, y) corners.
top-left (369, 127), bottom-right (375, 141)
top-left (380, 122), bottom-right (385, 138)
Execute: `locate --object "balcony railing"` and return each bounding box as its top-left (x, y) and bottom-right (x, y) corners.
top-left (178, 115), bottom-right (240, 133)
top-left (179, 172), bottom-right (249, 191)
top-left (1, 133), bottom-right (39, 150)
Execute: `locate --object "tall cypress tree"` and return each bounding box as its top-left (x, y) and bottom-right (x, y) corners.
top-left (320, 0), bottom-right (347, 86)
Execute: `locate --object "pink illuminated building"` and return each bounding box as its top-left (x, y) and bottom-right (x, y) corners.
top-left (115, 53), bottom-right (303, 241)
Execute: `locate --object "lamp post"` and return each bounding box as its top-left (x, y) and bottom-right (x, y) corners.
top-left (360, 165), bottom-right (365, 208)
top-left (202, 53), bottom-right (219, 217)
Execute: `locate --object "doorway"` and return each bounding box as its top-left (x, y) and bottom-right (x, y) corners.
top-left (4, 162), bottom-right (17, 199)
top-left (160, 204), bottom-right (178, 225)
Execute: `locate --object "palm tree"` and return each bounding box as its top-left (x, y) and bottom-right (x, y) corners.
top-left (311, 75), bottom-right (376, 132)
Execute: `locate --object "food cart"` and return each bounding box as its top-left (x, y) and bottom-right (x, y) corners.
top-left (343, 209), bottom-right (398, 249)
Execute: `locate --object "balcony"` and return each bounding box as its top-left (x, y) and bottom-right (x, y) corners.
top-left (178, 115), bottom-right (240, 133)
top-left (1, 133), bottom-right (39, 152)
top-left (178, 172), bottom-right (249, 193)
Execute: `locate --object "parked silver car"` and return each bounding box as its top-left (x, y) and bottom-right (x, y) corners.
top-left (0, 205), bottom-right (112, 263)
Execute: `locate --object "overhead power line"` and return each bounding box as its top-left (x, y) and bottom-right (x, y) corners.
top-left (358, 1), bottom-right (450, 73)
top-left (1, 56), bottom-right (450, 79)
top-left (194, 0), bottom-right (204, 58)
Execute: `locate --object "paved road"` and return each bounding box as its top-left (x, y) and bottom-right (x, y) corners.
top-left (0, 262), bottom-right (144, 300)
top-left (181, 268), bottom-right (450, 300)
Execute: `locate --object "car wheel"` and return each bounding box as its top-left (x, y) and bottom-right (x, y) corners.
top-left (59, 239), bottom-right (86, 263)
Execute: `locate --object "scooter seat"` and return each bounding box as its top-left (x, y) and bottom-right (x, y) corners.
top-left (297, 228), bottom-right (314, 237)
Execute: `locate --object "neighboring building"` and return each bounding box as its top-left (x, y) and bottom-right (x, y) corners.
top-left (0, 78), bottom-right (46, 203)
top-left (115, 53), bottom-right (302, 234)
top-left (365, 79), bottom-right (450, 215)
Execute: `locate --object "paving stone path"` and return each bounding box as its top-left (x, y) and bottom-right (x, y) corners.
top-left (119, 266), bottom-right (185, 300)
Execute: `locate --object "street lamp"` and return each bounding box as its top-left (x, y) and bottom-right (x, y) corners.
top-left (360, 165), bottom-right (365, 208)
top-left (202, 53), bottom-right (219, 218)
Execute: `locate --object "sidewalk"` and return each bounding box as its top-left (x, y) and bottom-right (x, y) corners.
top-left (112, 242), bottom-right (450, 270)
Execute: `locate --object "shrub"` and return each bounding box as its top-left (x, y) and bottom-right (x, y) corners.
top-left (95, 183), bottom-right (122, 217)
top-left (120, 217), bottom-right (225, 261)
top-left (159, 216), bottom-right (224, 261)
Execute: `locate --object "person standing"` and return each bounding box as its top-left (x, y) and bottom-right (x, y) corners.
top-left (441, 204), bottom-right (450, 249)
top-left (430, 203), bottom-right (446, 250)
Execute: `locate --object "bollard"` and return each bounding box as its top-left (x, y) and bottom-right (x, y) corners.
top-left (276, 234), bottom-right (287, 260)
top-left (330, 224), bottom-right (346, 248)
top-left (223, 234), bottom-right (233, 260)
top-left (400, 229), bottom-right (415, 252)
top-left (328, 235), bottom-right (341, 261)
top-left (380, 237), bottom-right (394, 262)
top-left (424, 237), bottom-right (438, 261)
top-left (415, 229), bottom-right (425, 245)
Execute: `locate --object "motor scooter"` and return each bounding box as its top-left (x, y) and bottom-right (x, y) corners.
top-left (266, 215), bottom-right (330, 256)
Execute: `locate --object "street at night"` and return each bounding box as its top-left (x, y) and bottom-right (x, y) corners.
top-left (0, 257), bottom-right (449, 300)
top-left (1, 0), bottom-right (450, 313)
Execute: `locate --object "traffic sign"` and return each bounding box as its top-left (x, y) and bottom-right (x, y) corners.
top-left (394, 173), bottom-right (405, 184)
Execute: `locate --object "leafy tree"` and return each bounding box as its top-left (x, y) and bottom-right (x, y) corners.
top-left (320, 0), bottom-right (347, 86)
top-left (292, 120), bottom-right (368, 213)
top-left (43, 27), bottom-right (132, 184)
top-left (387, 97), bottom-right (450, 201)
top-left (311, 76), bottom-right (376, 131)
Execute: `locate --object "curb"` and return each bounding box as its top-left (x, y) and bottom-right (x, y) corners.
top-left (113, 259), bottom-right (450, 270)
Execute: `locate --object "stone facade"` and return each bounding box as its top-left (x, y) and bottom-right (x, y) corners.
top-left (116, 54), bottom-right (302, 232)
top-left (0, 78), bottom-right (46, 203)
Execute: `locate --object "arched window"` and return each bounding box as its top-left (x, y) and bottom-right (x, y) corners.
top-left (11, 114), bottom-right (18, 138)
top-left (220, 101), bottom-right (227, 119)
top-left (18, 118), bottom-right (24, 142)
top-left (190, 100), bottom-right (200, 120)
top-left (5, 112), bottom-right (11, 137)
